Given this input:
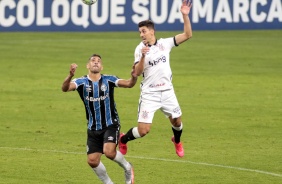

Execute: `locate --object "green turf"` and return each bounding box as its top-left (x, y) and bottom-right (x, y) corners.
top-left (0, 30), bottom-right (281, 184)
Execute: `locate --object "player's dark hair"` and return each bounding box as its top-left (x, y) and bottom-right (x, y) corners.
top-left (89, 54), bottom-right (101, 60)
top-left (138, 20), bottom-right (155, 30)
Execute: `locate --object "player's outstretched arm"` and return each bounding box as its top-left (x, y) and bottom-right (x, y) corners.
top-left (62, 63), bottom-right (78, 92)
top-left (117, 65), bottom-right (138, 88)
top-left (175, 0), bottom-right (193, 45)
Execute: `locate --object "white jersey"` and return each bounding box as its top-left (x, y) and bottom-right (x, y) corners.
top-left (134, 37), bottom-right (177, 92)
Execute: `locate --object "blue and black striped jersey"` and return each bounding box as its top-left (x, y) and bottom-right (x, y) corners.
top-left (72, 74), bottom-right (120, 131)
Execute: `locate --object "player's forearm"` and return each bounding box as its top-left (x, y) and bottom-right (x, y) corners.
top-left (135, 56), bottom-right (145, 76)
top-left (62, 74), bottom-right (73, 92)
top-left (118, 76), bottom-right (137, 88)
top-left (128, 76), bottom-right (138, 88)
top-left (183, 14), bottom-right (192, 39)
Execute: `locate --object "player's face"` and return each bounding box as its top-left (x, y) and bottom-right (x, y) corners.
top-left (139, 26), bottom-right (154, 45)
top-left (87, 56), bottom-right (103, 73)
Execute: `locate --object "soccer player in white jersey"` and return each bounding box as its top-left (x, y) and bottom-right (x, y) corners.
top-left (119, 0), bottom-right (192, 157)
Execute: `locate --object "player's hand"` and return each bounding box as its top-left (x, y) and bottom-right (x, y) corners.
top-left (181, 0), bottom-right (192, 15)
top-left (141, 44), bottom-right (150, 56)
top-left (70, 63), bottom-right (78, 76)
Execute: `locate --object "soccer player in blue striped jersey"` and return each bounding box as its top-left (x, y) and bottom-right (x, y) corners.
top-left (62, 54), bottom-right (136, 184)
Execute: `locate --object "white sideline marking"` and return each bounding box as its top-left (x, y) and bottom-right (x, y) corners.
top-left (1, 147), bottom-right (281, 178)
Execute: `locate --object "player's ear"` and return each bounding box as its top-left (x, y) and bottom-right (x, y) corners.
top-left (86, 63), bottom-right (90, 69)
top-left (151, 29), bottom-right (155, 35)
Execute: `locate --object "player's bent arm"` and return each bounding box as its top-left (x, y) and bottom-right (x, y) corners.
top-left (117, 76), bottom-right (138, 88)
top-left (62, 74), bottom-right (76, 92)
top-left (175, 14), bottom-right (192, 45)
top-left (135, 55), bottom-right (145, 76)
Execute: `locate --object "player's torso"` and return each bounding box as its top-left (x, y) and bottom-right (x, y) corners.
top-left (76, 75), bottom-right (120, 130)
top-left (138, 39), bottom-right (174, 92)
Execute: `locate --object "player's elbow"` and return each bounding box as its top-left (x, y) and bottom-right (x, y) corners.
top-left (136, 70), bottom-right (143, 76)
top-left (61, 86), bottom-right (69, 92)
top-left (185, 33), bottom-right (192, 40)
top-left (188, 33), bottom-right (192, 39)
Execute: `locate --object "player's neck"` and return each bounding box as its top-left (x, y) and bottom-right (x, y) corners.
top-left (88, 72), bottom-right (101, 82)
top-left (148, 37), bottom-right (157, 46)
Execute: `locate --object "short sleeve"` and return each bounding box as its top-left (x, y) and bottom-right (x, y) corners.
top-left (72, 78), bottom-right (85, 90)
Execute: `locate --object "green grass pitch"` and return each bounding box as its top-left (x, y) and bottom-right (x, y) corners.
top-left (0, 30), bottom-right (281, 184)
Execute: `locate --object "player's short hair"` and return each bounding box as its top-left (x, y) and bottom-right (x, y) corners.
top-left (89, 54), bottom-right (102, 60)
top-left (138, 20), bottom-right (155, 30)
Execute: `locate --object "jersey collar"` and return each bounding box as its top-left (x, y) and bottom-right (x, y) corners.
top-left (87, 74), bottom-right (102, 82)
top-left (144, 39), bottom-right (157, 47)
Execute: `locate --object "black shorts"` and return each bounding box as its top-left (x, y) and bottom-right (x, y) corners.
top-left (87, 125), bottom-right (120, 154)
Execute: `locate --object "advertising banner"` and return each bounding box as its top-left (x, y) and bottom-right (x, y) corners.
top-left (0, 0), bottom-right (281, 32)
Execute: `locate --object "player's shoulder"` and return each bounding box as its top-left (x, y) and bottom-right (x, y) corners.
top-left (102, 74), bottom-right (119, 81)
top-left (102, 74), bottom-right (117, 78)
top-left (136, 41), bottom-right (144, 48)
top-left (158, 37), bottom-right (174, 43)
top-left (72, 75), bottom-right (87, 82)
top-left (158, 37), bottom-right (176, 47)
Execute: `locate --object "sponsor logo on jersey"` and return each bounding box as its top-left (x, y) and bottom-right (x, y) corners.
top-left (85, 85), bottom-right (92, 92)
top-left (148, 55), bottom-right (166, 66)
top-left (86, 87), bottom-right (92, 92)
top-left (149, 83), bottom-right (165, 88)
top-left (86, 94), bottom-right (109, 102)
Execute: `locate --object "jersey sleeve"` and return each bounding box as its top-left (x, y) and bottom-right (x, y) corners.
top-left (162, 37), bottom-right (177, 49)
top-left (104, 75), bottom-right (119, 87)
top-left (115, 79), bottom-right (121, 87)
top-left (72, 77), bottom-right (85, 90)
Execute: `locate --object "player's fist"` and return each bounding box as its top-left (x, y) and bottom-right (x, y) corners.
top-left (70, 63), bottom-right (78, 76)
top-left (141, 44), bottom-right (150, 56)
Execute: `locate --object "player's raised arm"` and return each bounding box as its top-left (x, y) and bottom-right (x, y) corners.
top-left (62, 63), bottom-right (78, 92)
top-left (175, 0), bottom-right (193, 45)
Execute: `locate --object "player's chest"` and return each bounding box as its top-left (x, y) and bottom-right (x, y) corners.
top-left (84, 81), bottom-right (110, 93)
top-left (146, 42), bottom-right (169, 57)
top-left (145, 46), bottom-right (168, 66)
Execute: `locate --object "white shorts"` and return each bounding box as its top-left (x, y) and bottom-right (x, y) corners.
top-left (137, 89), bottom-right (182, 123)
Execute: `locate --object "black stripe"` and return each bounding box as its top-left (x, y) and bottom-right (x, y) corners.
top-left (173, 36), bottom-right (178, 46)
top-left (99, 78), bottom-right (106, 128)
top-left (88, 79), bottom-right (96, 130)
top-left (77, 84), bottom-right (89, 121)
top-left (109, 81), bottom-right (117, 124)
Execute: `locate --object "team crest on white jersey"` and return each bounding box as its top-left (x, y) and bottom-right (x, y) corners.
top-left (158, 43), bottom-right (165, 51)
top-left (101, 84), bottom-right (107, 91)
